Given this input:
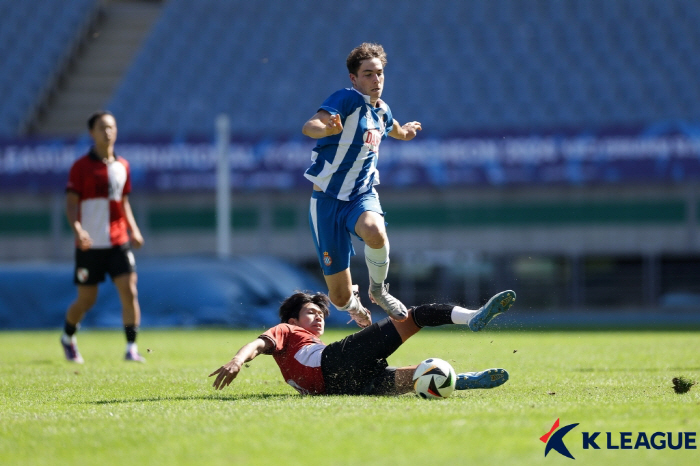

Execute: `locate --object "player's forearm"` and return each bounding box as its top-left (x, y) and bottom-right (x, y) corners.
top-left (389, 120), bottom-right (422, 141)
top-left (122, 197), bottom-right (141, 235)
top-left (67, 213), bottom-right (82, 236)
top-left (302, 120), bottom-right (329, 139)
top-left (65, 194), bottom-right (82, 235)
top-left (211, 338), bottom-right (268, 390)
top-left (389, 120), bottom-right (408, 140)
top-left (232, 340), bottom-right (265, 364)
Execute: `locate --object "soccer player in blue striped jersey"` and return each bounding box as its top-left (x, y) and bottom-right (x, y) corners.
top-left (302, 43), bottom-right (422, 327)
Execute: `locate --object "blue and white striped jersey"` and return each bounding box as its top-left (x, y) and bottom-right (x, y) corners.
top-left (304, 88), bottom-right (394, 201)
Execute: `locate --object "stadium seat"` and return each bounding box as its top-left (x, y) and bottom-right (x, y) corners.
top-left (93, 0), bottom-right (700, 140)
top-left (0, 0), bottom-right (99, 137)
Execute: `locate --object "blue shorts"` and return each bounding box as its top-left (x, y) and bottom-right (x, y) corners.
top-left (309, 189), bottom-right (384, 276)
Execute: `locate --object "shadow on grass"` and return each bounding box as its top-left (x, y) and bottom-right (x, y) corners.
top-left (574, 367), bottom-right (700, 372)
top-left (83, 392), bottom-right (400, 404)
top-left (84, 393), bottom-right (295, 404)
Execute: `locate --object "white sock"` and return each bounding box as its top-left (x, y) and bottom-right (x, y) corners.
top-left (451, 306), bottom-right (479, 325)
top-left (61, 333), bottom-right (75, 345)
top-left (365, 243), bottom-right (389, 284)
top-left (336, 292), bottom-right (361, 312)
top-left (126, 342), bottom-right (138, 354)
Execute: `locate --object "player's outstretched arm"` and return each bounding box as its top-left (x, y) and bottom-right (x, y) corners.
top-left (209, 338), bottom-right (271, 390)
top-left (302, 110), bottom-right (343, 139)
top-left (389, 120), bottom-right (422, 141)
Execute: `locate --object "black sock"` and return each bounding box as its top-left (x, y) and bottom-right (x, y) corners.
top-left (64, 321), bottom-right (77, 337)
top-left (124, 325), bottom-right (138, 343)
top-left (411, 304), bottom-right (454, 328)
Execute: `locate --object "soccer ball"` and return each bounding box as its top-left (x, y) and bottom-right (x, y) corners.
top-left (413, 358), bottom-right (456, 399)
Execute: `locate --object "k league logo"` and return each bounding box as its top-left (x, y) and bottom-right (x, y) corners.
top-left (541, 418), bottom-right (579, 459)
top-left (540, 418), bottom-right (698, 459)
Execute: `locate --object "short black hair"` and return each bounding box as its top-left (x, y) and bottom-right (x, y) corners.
top-left (87, 111), bottom-right (114, 130)
top-left (279, 292), bottom-right (330, 323)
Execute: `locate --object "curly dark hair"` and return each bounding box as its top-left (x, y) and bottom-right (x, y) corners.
top-left (346, 42), bottom-right (387, 75)
top-left (279, 291), bottom-right (331, 323)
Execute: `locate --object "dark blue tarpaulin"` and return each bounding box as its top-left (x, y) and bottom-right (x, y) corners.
top-left (0, 256), bottom-right (351, 330)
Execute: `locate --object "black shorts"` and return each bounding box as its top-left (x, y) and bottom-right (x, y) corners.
top-left (321, 317), bottom-right (403, 395)
top-left (74, 244), bottom-right (136, 285)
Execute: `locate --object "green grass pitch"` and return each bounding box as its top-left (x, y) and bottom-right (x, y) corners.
top-left (1, 328), bottom-right (699, 466)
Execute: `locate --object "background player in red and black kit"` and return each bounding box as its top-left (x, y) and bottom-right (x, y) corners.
top-left (60, 111), bottom-right (146, 363)
top-left (209, 290), bottom-right (516, 396)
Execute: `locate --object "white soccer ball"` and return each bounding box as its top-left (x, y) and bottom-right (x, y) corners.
top-left (413, 358), bottom-right (456, 400)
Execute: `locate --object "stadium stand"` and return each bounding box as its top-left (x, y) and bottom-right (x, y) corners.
top-left (1, 0), bottom-right (698, 139)
top-left (102, 0), bottom-right (700, 140)
top-left (0, 0), bottom-right (99, 137)
top-left (3, 0), bottom-right (700, 326)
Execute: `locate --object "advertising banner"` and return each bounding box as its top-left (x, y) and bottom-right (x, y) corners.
top-left (2, 125), bottom-right (700, 192)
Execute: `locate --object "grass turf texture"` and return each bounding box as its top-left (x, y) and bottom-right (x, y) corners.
top-left (1, 329), bottom-right (699, 466)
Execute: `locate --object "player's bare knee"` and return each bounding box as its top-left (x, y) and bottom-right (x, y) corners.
top-left (356, 213), bottom-right (386, 245)
top-left (361, 227), bottom-right (386, 249)
top-left (84, 292), bottom-right (98, 305)
top-left (76, 290), bottom-right (98, 308)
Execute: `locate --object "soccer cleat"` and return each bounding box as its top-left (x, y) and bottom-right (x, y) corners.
top-left (61, 336), bottom-right (84, 364)
top-left (338, 284), bottom-right (372, 328)
top-left (125, 349), bottom-right (146, 363)
top-left (456, 368), bottom-right (509, 390)
top-left (368, 278), bottom-right (408, 321)
top-left (468, 290), bottom-right (516, 332)
top-left (344, 285), bottom-right (372, 328)
top-left (346, 305), bottom-right (372, 329)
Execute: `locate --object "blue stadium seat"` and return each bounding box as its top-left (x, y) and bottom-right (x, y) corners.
top-left (95, 0), bottom-right (700, 140)
top-left (0, 0), bottom-right (99, 137)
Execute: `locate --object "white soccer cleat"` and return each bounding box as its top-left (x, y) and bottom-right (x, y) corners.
top-left (342, 285), bottom-right (372, 328)
top-left (125, 349), bottom-right (146, 363)
top-left (60, 335), bottom-right (84, 364)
